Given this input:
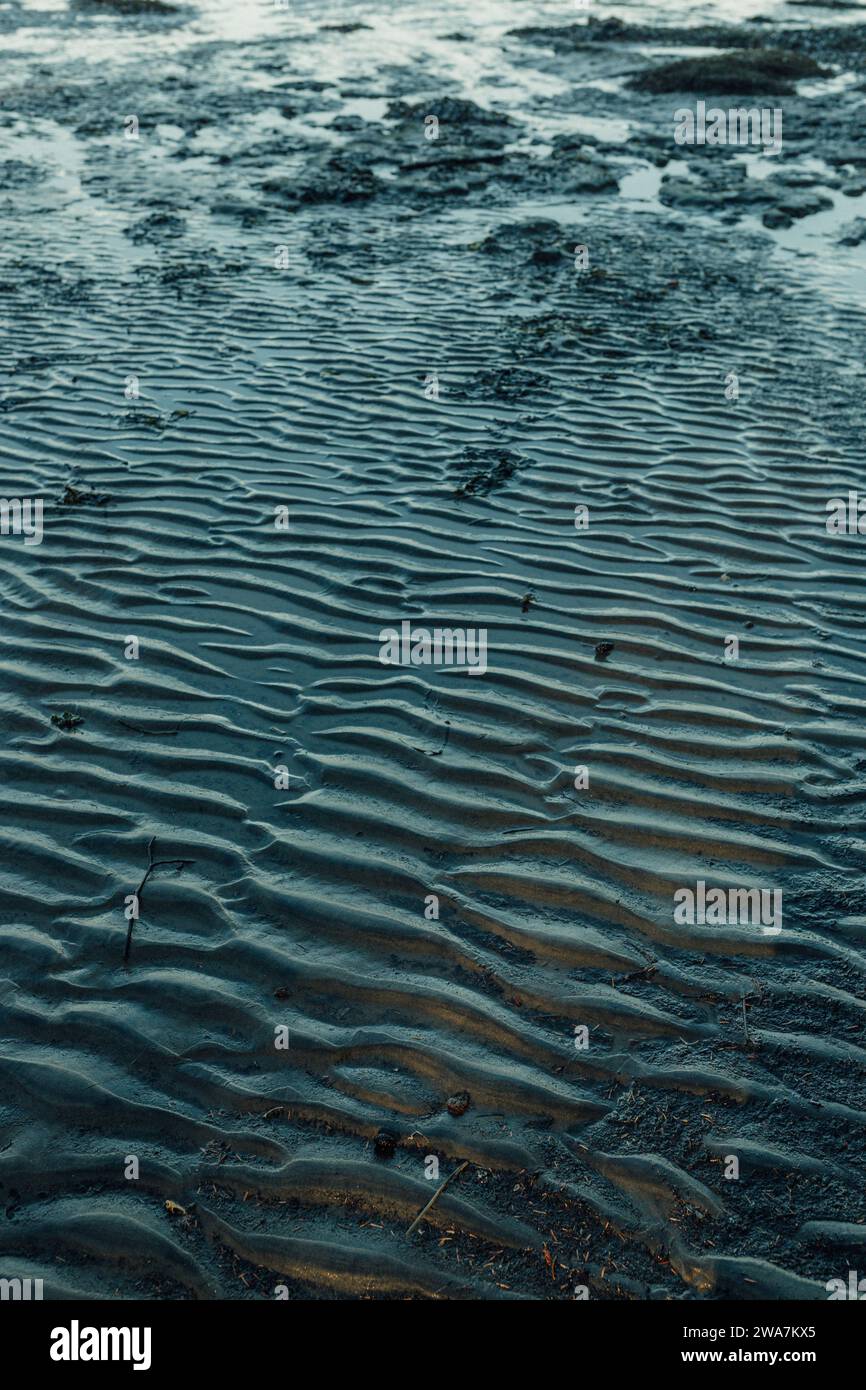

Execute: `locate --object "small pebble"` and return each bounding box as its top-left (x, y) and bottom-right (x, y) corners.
top-left (373, 1129), bottom-right (398, 1159)
top-left (447, 1090), bottom-right (471, 1117)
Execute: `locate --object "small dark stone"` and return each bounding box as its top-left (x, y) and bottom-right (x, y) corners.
top-left (447, 1090), bottom-right (471, 1117)
top-left (373, 1129), bottom-right (398, 1158)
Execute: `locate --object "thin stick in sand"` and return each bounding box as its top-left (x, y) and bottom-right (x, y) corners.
top-left (123, 836), bottom-right (195, 963)
top-left (406, 1161), bottom-right (469, 1239)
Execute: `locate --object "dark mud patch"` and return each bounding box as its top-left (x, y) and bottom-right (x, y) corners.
top-left (838, 216), bottom-right (866, 244)
top-left (262, 152), bottom-right (384, 208)
top-left (74, 0), bottom-right (180, 13)
top-left (451, 447), bottom-right (530, 498)
top-left (477, 219), bottom-right (574, 268)
top-left (60, 483), bottom-right (110, 506)
top-left (630, 48), bottom-right (830, 96)
top-left (660, 162), bottom-right (835, 228)
top-left (454, 368), bottom-right (552, 404)
top-left (142, 253), bottom-right (245, 300)
top-left (387, 96), bottom-right (513, 128)
top-left (510, 15), bottom-right (866, 69)
top-left (0, 262), bottom-right (96, 305)
top-left (125, 211), bottom-right (188, 243)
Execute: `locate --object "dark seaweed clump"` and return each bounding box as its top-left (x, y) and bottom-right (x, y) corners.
top-left (630, 48), bottom-right (830, 95)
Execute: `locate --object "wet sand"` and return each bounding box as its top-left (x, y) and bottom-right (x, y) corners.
top-left (1, 0), bottom-right (865, 1300)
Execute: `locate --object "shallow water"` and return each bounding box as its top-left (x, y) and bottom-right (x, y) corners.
top-left (1, 0), bottom-right (865, 1300)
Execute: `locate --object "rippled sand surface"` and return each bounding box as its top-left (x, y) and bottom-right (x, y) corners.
top-left (1, 0), bottom-right (865, 1300)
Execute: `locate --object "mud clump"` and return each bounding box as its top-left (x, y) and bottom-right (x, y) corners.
top-left (511, 15), bottom-right (866, 68)
top-left (509, 17), bottom-right (744, 51)
top-left (373, 1129), bottom-right (398, 1159)
top-left (455, 367), bottom-right (550, 403)
top-left (630, 48), bottom-right (829, 95)
top-left (125, 212), bottom-right (187, 243)
top-left (60, 483), bottom-right (110, 506)
top-left (508, 18), bottom-right (612, 48)
top-left (386, 97), bottom-right (512, 128)
top-left (660, 162), bottom-right (835, 227)
top-left (837, 217), bottom-right (866, 244)
top-left (504, 311), bottom-right (585, 357)
top-left (51, 711), bottom-right (84, 732)
top-left (262, 152), bottom-right (384, 207)
top-left (452, 447), bottom-right (528, 498)
top-left (546, 135), bottom-right (620, 195)
top-left (477, 219), bottom-right (572, 268)
top-left (762, 185), bottom-right (834, 227)
top-left (446, 1090), bottom-right (471, 1117)
top-left (385, 98), bottom-right (514, 199)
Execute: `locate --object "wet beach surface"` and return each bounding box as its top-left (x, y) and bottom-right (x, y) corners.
top-left (1, 0), bottom-right (866, 1299)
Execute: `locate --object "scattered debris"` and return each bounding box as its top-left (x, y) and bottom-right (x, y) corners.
top-left (50, 711), bottom-right (84, 732)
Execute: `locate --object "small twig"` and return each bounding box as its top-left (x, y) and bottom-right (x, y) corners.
top-left (123, 836), bottom-right (194, 963)
top-left (406, 1161), bottom-right (469, 1239)
top-left (741, 995), bottom-right (752, 1047)
top-left (617, 962), bottom-right (657, 984)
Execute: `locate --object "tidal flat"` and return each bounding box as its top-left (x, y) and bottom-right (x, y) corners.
top-left (0, 0), bottom-right (865, 1301)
